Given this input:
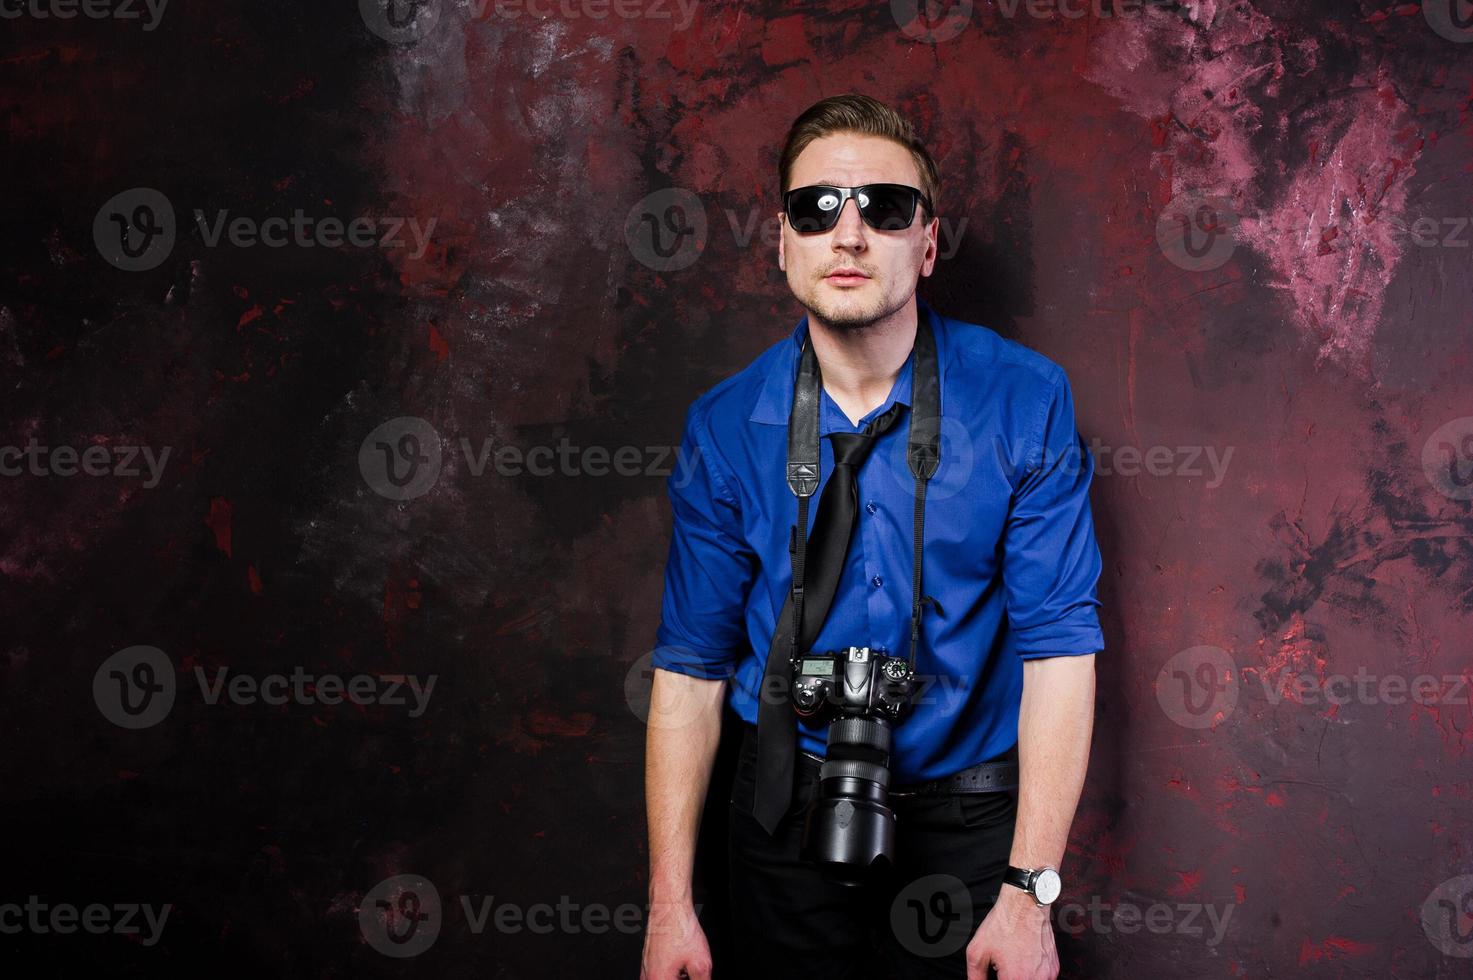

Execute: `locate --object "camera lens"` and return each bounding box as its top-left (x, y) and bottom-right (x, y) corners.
top-left (799, 716), bottom-right (897, 886)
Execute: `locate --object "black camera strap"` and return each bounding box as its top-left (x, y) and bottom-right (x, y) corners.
top-left (786, 308), bottom-right (941, 671)
top-left (751, 305), bottom-right (941, 837)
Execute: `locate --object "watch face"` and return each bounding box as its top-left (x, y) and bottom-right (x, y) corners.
top-left (1033, 869), bottom-right (1062, 905)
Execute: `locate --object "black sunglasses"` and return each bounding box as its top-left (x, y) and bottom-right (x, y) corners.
top-left (782, 183), bottom-right (934, 233)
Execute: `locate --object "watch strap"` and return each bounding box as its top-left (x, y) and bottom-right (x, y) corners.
top-left (1003, 865), bottom-right (1034, 894)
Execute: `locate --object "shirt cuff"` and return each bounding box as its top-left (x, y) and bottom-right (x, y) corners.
top-left (1013, 617), bottom-right (1105, 660)
top-left (651, 640), bottom-right (742, 680)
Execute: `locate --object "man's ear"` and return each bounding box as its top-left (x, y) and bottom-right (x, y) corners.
top-left (777, 212), bottom-right (786, 271)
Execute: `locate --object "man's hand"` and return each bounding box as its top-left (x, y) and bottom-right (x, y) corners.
top-left (966, 885), bottom-right (1059, 980)
top-left (640, 898), bottom-right (712, 980)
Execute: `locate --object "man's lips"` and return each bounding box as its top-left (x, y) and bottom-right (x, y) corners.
top-left (824, 270), bottom-right (870, 284)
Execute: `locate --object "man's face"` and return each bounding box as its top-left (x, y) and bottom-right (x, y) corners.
top-left (778, 132), bottom-right (939, 331)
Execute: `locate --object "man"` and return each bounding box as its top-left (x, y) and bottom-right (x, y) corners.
top-left (641, 93), bottom-right (1103, 980)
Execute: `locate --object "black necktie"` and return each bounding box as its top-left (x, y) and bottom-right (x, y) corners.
top-left (752, 399), bottom-right (906, 835)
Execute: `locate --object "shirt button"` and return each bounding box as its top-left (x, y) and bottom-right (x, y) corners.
top-left (871, 575), bottom-right (883, 588)
top-left (865, 501), bottom-right (877, 515)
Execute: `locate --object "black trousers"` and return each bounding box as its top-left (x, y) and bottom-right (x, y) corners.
top-left (725, 722), bottom-right (1018, 979)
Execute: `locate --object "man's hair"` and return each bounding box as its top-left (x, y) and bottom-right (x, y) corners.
top-left (778, 93), bottom-right (941, 216)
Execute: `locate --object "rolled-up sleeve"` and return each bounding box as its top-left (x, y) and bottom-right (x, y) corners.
top-left (652, 402), bottom-right (757, 680)
top-left (1002, 366), bottom-right (1106, 659)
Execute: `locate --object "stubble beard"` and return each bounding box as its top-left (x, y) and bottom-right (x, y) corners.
top-left (800, 278), bottom-right (894, 333)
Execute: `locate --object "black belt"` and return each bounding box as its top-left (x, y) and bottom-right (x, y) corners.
top-left (798, 746), bottom-right (1019, 797)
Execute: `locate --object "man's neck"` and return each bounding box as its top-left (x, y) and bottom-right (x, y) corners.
top-left (807, 298), bottom-right (919, 426)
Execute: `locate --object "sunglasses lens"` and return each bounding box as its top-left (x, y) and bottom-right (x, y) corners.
top-left (858, 185), bottom-right (918, 231)
top-left (786, 186), bottom-right (842, 233)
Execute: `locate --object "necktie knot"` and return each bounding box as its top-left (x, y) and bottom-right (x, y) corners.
top-left (827, 401), bottom-right (904, 468)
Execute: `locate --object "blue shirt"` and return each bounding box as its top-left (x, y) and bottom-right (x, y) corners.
top-left (653, 297), bottom-right (1105, 782)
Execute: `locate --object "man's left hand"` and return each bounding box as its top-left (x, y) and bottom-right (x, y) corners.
top-left (965, 885), bottom-right (1059, 980)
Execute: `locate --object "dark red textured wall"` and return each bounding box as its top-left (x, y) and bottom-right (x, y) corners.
top-left (2, 1), bottom-right (1471, 976)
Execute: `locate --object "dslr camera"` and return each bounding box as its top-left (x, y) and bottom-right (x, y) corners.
top-left (789, 645), bottom-right (916, 885)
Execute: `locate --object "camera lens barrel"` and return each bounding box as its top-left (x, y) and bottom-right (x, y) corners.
top-left (799, 715), bottom-right (898, 886)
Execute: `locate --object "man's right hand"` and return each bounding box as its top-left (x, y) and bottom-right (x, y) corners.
top-left (640, 899), bottom-right (712, 980)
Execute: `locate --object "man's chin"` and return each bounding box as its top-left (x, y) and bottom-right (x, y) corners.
top-left (805, 291), bottom-right (885, 331)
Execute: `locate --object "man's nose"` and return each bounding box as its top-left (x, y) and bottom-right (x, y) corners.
top-left (830, 196), bottom-right (867, 249)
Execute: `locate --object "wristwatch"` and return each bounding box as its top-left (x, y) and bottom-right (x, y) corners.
top-left (1003, 865), bottom-right (1062, 907)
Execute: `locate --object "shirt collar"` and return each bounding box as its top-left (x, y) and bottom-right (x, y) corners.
top-left (748, 295), bottom-right (945, 428)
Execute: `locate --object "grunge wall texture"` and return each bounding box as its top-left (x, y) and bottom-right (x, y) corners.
top-left (3, 1), bottom-right (1472, 977)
